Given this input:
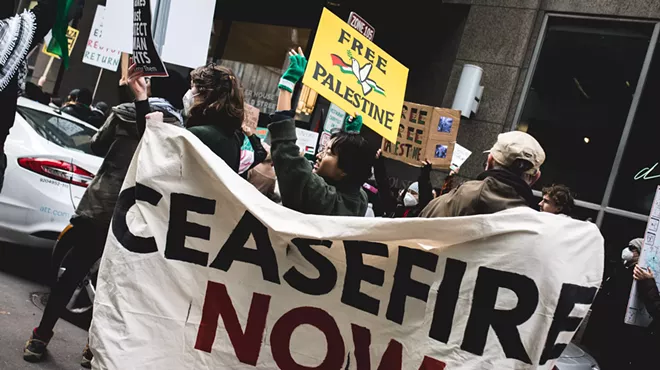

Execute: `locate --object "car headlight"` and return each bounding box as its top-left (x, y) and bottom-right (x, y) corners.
top-left (591, 366), bottom-right (600, 370)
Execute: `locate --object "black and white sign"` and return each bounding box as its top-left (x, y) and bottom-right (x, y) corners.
top-left (348, 12), bottom-right (375, 41)
top-left (132, 0), bottom-right (168, 77)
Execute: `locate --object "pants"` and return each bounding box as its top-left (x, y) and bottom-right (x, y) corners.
top-left (36, 217), bottom-right (108, 337)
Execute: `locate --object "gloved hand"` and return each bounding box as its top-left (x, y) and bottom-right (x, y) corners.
top-left (279, 47), bottom-right (307, 93)
top-left (344, 113), bottom-right (363, 133)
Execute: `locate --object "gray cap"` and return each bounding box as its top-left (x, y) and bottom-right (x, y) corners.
top-left (488, 131), bottom-right (546, 175)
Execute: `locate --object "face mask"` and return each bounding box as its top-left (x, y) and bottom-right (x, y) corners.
top-left (403, 192), bottom-right (418, 207)
top-left (621, 247), bottom-right (635, 265)
top-left (182, 89), bottom-right (196, 115)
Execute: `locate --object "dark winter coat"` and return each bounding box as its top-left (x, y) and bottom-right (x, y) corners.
top-left (421, 169), bottom-right (536, 218)
top-left (61, 103), bottom-right (105, 128)
top-left (75, 99), bottom-right (182, 226)
top-left (268, 113), bottom-right (367, 217)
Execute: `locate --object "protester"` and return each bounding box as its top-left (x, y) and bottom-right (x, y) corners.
top-left (170, 63), bottom-right (250, 172)
top-left (23, 68), bottom-right (183, 367)
top-left (539, 184), bottom-right (574, 216)
top-left (268, 48), bottom-right (375, 216)
top-left (0, 0), bottom-right (60, 192)
top-left (61, 88), bottom-right (105, 128)
top-left (421, 131), bottom-right (545, 217)
top-left (92, 101), bottom-right (110, 117)
top-left (374, 153), bottom-right (433, 218)
top-left (629, 242), bottom-right (660, 367)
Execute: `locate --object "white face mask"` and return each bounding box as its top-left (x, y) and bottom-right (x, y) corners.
top-left (621, 248), bottom-right (635, 265)
top-left (403, 192), bottom-right (419, 207)
top-left (182, 89), bottom-right (196, 115)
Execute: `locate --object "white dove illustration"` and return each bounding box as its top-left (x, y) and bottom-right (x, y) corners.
top-left (351, 58), bottom-right (375, 96)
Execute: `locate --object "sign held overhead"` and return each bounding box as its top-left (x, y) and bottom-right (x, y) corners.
top-left (303, 8), bottom-right (408, 143)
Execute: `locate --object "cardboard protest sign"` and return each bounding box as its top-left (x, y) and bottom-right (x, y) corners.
top-left (381, 102), bottom-right (461, 168)
top-left (243, 103), bottom-right (260, 132)
top-left (133, 0), bottom-right (168, 77)
top-left (625, 185), bottom-right (660, 327)
top-left (90, 122), bottom-right (604, 370)
top-left (303, 8), bottom-right (408, 143)
top-left (42, 26), bottom-right (79, 59)
top-left (83, 6), bottom-right (121, 71)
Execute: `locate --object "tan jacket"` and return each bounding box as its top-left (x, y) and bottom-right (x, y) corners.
top-left (420, 177), bottom-right (528, 218)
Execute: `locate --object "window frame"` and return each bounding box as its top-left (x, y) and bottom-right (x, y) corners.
top-left (513, 14), bottom-right (660, 227)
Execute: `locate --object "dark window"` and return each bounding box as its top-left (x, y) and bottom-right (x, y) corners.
top-left (610, 40), bottom-right (660, 215)
top-left (18, 107), bottom-right (97, 155)
top-left (519, 18), bottom-right (654, 203)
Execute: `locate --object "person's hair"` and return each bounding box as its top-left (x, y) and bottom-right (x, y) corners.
top-left (94, 101), bottom-right (110, 115)
top-left (76, 88), bottom-right (93, 106)
top-left (542, 184), bottom-right (575, 215)
top-left (187, 64), bottom-right (244, 131)
top-left (66, 89), bottom-right (80, 103)
top-left (329, 131), bottom-right (375, 186)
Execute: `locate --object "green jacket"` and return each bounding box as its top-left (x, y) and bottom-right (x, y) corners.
top-left (268, 118), bottom-right (367, 217)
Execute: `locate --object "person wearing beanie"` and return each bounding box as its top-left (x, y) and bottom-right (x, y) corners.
top-left (421, 131), bottom-right (546, 218)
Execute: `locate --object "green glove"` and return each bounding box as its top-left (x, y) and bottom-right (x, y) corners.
top-left (279, 54), bottom-right (307, 93)
top-left (344, 114), bottom-right (363, 133)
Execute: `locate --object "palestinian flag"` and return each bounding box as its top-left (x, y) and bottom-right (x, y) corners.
top-left (330, 54), bottom-right (354, 75)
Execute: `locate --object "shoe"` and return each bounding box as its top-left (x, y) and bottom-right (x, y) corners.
top-left (80, 343), bottom-right (93, 369)
top-left (23, 328), bottom-right (52, 363)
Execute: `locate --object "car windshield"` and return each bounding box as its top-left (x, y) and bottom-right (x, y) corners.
top-left (17, 107), bottom-right (97, 155)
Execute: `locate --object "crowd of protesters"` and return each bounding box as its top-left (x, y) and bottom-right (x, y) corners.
top-left (0, 1), bottom-right (617, 367)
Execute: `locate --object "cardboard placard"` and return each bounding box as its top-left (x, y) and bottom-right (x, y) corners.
top-left (83, 6), bottom-right (122, 71)
top-left (381, 102), bottom-right (461, 169)
top-left (132, 0), bottom-right (168, 77)
top-left (243, 103), bottom-right (260, 132)
top-left (303, 8), bottom-right (408, 143)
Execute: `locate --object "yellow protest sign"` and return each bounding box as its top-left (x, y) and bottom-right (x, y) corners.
top-left (303, 8), bottom-right (408, 143)
top-left (42, 26), bottom-right (79, 59)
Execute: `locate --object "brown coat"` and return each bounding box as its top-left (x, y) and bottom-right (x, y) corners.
top-left (420, 176), bottom-right (528, 218)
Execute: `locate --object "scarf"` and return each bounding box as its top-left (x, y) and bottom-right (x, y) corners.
top-left (113, 98), bottom-right (184, 127)
top-left (476, 169), bottom-right (537, 208)
top-left (0, 10), bottom-right (36, 92)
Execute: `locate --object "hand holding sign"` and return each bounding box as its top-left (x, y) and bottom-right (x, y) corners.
top-left (128, 64), bottom-right (148, 101)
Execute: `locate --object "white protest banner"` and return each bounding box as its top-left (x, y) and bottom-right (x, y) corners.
top-left (625, 185), bottom-right (660, 326)
top-left (450, 143), bottom-right (472, 171)
top-left (90, 122), bottom-right (604, 369)
top-left (83, 6), bottom-right (121, 71)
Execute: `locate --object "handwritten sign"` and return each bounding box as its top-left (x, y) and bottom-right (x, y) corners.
top-left (626, 185), bottom-right (660, 327)
top-left (381, 102), bottom-right (461, 169)
top-left (132, 0), bottom-right (168, 77)
top-left (451, 143), bottom-right (472, 171)
top-left (295, 128), bottom-right (319, 156)
top-left (243, 103), bottom-right (260, 132)
top-left (83, 6), bottom-right (121, 71)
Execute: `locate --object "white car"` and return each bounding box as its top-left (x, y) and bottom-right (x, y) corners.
top-left (555, 342), bottom-right (600, 369)
top-left (0, 98), bottom-right (102, 248)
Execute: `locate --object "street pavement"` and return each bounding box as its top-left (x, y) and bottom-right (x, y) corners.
top-left (0, 243), bottom-right (90, 370)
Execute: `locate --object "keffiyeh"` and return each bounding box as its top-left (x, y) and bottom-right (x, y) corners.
top-left (0, 10), bottom-right (36, 92)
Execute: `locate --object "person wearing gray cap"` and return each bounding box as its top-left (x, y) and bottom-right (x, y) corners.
top-left (420, 131), bottom-right (546, 218)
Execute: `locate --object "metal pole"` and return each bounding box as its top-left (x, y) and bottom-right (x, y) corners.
top-left (596, 23), bottom-right (660, 226)
top-left (92, 69), bottom-right (103, 102)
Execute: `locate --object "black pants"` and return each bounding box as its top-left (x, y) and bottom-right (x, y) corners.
top-left (36, 217), bottom-right (108, 337)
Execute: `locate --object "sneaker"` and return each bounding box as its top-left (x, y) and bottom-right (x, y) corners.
top-left (80, 343), bottom-right (93, 369)
top-left (23, 328), bottom-right (52, 363)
